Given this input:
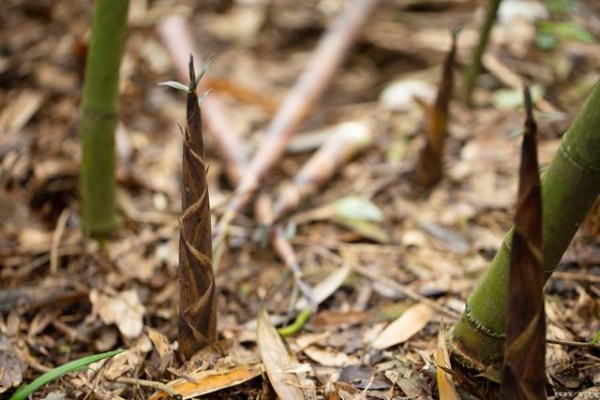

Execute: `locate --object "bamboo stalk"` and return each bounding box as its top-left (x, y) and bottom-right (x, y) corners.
top-left (80, 0), bottom-right (129, 235)
top-left (450, 81), bottom-right (600, 371)
top-left (462, 0), bottom-right (503, 105)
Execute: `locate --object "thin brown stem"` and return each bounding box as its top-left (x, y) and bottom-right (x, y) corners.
top-left (226, 0), bottom-right (381, 217)
top-left (546, 338), bottom-right (600, 349)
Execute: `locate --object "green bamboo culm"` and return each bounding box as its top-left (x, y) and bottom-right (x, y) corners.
top-left (450, 81), bottom-right (600, 372)
top-left (80, 0), bottom-right (129, 235)
top-left (462, 0), bottom-right (503, 105)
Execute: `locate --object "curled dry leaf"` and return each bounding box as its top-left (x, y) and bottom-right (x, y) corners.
top-left (302, 345), bottom-right (357, 368)
top-left (436, 325), bottom-right (460, 400)
top-left (371, 303), bottom-right (433, 350)
top-left (296, 263), bottom-right (351, 310)
top-left (90, 289), bottom-right (145, 339)
top-left (96, 334), bottom-right (152, 381)
top-left (0, 90), bottom-right (44, 135)
top-left (257, 306), bottom-right (306, 400)
top-left (149, 365), bottom-right (263, 400)
top-left (0, 334), bottom-right (24, 394)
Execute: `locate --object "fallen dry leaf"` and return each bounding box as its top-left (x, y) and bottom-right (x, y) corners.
top-left (90, 289), bottom-right (145, 339)
top-left (436, 325), bottom-right (459, 400)
top-left (257, 306), bottom-right (306, 400)
top-left (149, 364), bottom-right (263, 400)
top-left (147, 328), bottom-right (172, 359)
top-left (89, 334), bottom-right (152, 381)
top-left (296, 264), bottom-right (351, 310)
top-left (0, 334), bottom-right (24, 394)
top-left (302, 345), bottom-right (357, 367)
top-left (0, 90), bottom-right (44, 135)
top-left (371, 303), bottom-right (433, 350)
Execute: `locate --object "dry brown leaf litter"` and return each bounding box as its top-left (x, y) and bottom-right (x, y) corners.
top-left (1, 0), bottom-right (599, 398)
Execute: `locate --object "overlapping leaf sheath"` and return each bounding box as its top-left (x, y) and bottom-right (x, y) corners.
top-left (450, 80), bottom-right (600, 373)
top-left (415, 29), bottom-right (458, 188)
top-left (501, 88), bottom-right (546, 399)
top-left (179, 58), bottom-right (216, 358)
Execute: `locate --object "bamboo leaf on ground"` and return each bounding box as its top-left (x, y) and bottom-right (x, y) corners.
top-left (149, 365), bottom-right (262, 400)
top-left (295, 263), bottom-right (351, 310)
top-left (257, 306), bottom-right (306, 400)
top-left (436, 324), bottom-right (460, 400)
top-left (371, 303), bottom-right (433, 350)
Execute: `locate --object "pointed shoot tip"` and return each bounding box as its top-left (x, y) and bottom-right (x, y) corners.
top-left (451, 26), bottom-right (463, 42)
top-left (188, 54), bottom-right (196, 90)
top-left (523, 85), bottom-right (534, 125)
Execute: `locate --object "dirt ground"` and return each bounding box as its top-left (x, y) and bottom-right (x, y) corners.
top-left (1, 0), bottom-right (599, 399)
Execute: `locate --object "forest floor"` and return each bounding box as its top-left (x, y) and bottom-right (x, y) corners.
top-left (1, 0), bottom-right (600, 399)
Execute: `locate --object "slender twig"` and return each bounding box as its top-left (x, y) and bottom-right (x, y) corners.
top-left (550, 271), bottom-right (600, 283)
top-left (546, 338), bottom-right (600, 349)
top-left (482, 53), bottom-right (560, 113)
top-left (214, 0), bottom-right (381, 265)
top-left (114, 377), bottom-right (181, 398)
top-left (350, 263), bottom-right (461, 320)
top-left (110, 220), bottom-right (178, 260)
top-left (271, 225), bottom-right (318, 309)
top-left (166, 367), bottom-right (200, 385)
top-left (50, 208), bottom-right (70, 274)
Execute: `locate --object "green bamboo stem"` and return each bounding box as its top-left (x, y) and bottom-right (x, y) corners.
top-left (450, 81), bottom-right (600, 371)
top-left (462, 0), bottom-right (502, 105)
top-left (80, 0), bottom-right (129, 235)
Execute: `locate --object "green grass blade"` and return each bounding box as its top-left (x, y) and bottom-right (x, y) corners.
top-left (10, 349), bottom-right (124, 400)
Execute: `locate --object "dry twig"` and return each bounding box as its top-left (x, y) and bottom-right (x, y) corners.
top-left (215, 0), bottom-right (381, 265)
top-left (158, 15), bottom-right (248, 185)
